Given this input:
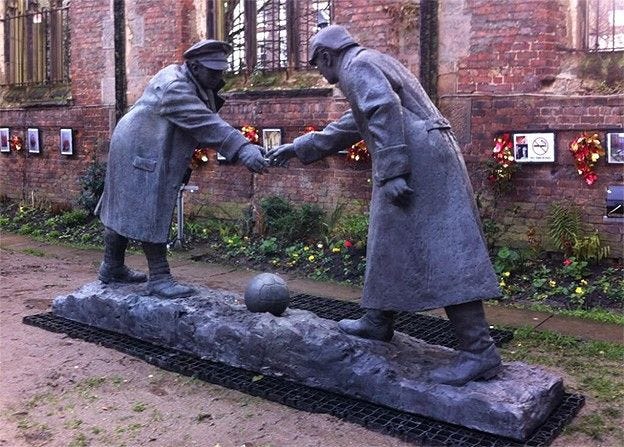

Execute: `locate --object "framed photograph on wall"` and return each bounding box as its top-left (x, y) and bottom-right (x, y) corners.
top-left (513, 132), bottom-right (555, 163)
top-left (0, 128), bottom-right (9, 153)
top-left (60, 128), bottom-right (73, 155)
top-left (262, 128), bottom-right (282, 154)
top-left (606, 132), bottom-right (624, 164)
top-left (27, 128), bottom-right (41, 154)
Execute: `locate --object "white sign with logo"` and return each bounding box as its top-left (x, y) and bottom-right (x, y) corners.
top-left (513, 133), bottom-right (555, 163)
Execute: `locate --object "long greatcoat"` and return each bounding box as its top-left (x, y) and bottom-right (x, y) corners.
top-left (293, 46), bottom-right (500, 312)
top-left (98, 64), bottom-right (251, 243)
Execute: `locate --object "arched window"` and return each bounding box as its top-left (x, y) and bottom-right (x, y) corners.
top-left (207, 0), bottom-right (332, 74)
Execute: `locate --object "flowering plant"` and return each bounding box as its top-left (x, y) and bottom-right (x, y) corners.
top-left (191, 147), bottom-right (212, 168)
top-left (569, 133), bottom-right (604, 185)
top-left (486, 133), bottom-right (517, 194)
top-left (241, 125), bottom-right (259, 144)
top-left (303, 125), bottom-right (318, 133)
top-left (347, 140), bottom-right (370, 163)
top-left (10, 135), bottom-right (23, 152)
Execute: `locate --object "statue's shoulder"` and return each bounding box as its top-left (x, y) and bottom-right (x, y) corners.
top-left (344, 48), bottom-right (387, 72)
top-left (148, 65), bottom-right (192, 92)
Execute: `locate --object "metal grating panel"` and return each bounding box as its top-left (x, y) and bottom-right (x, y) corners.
top-left (24, 312), bottom-right (583, 447)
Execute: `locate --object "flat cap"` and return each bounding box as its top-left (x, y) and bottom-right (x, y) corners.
top-left (183, 39), bottom-right (233, 70)
top-left (309, 25), bottom-right (358, 66)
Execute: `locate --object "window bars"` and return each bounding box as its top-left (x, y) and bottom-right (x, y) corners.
top-left (2, 1), bottom-right (70, 86)
top-left (209, 0), bottom-right (332, 75)
top-left (587, 0), bottom-right (624, 51)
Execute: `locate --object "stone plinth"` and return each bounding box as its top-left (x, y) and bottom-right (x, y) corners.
top-left (52, 282), bottom-right (565, 441)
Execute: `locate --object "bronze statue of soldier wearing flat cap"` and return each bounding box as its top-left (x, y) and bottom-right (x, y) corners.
top-left (96, 39), bottom-right (268, 299)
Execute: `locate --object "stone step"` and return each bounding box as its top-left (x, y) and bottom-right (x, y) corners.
top-left (52, 282), bottom-right (565, 441)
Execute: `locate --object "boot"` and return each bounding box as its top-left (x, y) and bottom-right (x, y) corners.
top-left (143, 242), bottom-right (195, 299)
top-left (146, 274), bottom-right (195, 299)
top-left (98, 228), bottom-right (147, 283)
top-left (429, 301), bottom-right (502, 386)
top-left (338, 309), bottom-right (396, 342)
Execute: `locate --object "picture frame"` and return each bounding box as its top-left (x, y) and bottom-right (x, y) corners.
top-left (262, 128), bottom-right (282, 154)
top-left (513, 132), bottom-right (555, 163)
top-left (60, 128), bottom-right (73, 155)
top-left (0, 128), bottom-right (9, 153)
top-left (606, 132), bottom-right (624, 164)
top-left (27, 128), bottom-right (41, 154)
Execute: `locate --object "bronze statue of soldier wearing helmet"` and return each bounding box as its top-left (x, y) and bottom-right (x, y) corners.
top-left (269, 25), bottom-right (503, 387)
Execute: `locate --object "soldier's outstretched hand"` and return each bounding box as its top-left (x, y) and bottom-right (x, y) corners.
top-left (267, 143), bottom-right (296, 167)
top-left (238, 144), bottom-right (268, 173)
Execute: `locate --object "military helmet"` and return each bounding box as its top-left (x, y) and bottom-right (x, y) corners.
top-left (308, 25), bottom-right (358, 66)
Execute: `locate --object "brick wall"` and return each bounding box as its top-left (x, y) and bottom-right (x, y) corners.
top-left (456, 0), bottom-right (567, 94)
top-left (126, 0), bottom-right (197, 103)
top-left (440, 94), bottom-right (623, 254)
top-left (1, 0), bottom-right (622, 257)
top-left (185, 90), bottom-right (371, 216)
top-left (0, 1), bottom-right (115, 206)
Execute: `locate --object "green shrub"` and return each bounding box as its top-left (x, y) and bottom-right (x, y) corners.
top-left (562, 257), bottom-right (590, 280)
top-left (573, 233), bottom-right (610, 263)
top-left (258, 237), bottom-right (279, 255)
top-left (58, 209), bottom-right (89, 227)
top-left (17, 223), bottom-right (34, 235)
top-left (332, 213), bottom-right (369, 249)
top-left (548, 203), bottom-right (581, 255)
top-left (77, 159), bottom-right (107, 214)
top-left (259, 196), bottom-right (326, 244)
top-left (493, 246), bottom-right (522, 274)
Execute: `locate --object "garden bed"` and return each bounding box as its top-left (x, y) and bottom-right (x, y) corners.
top-left (1, 198), bottom-right (622, 322)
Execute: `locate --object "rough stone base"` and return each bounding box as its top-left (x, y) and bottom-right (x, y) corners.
top-left (52, 282), bottom-right (565, 441)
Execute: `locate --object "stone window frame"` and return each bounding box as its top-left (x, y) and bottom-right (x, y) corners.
top-left (207, 0), bottom-right (332, 75)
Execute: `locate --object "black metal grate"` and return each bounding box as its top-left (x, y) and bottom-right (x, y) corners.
top-left (24, 313), bottom-right (583, 447)
top-left (289, 293), bottom-right (514, 349)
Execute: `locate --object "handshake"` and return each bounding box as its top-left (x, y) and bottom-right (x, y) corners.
top-left (237, 143), bottom-right (297, 174)
top-left (237, 142), bottom-right (413, 207)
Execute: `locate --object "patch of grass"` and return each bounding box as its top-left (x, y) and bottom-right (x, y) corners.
top-left (149, 409), bottom-right (164, 423)
top-left (20, 247), bottom-right (47, 257)
top-left (110, 376), bottom-right (125, 385)
top-left (74, 377), bottom-right (105, 402)
top-left (516, 302), bottom-right (624, 325)
top-left (501, 326), bottom-right (624, 442)
top-left (115, 422), bottom-right (143, 437)
top-left (68, 432), bottom-right (89, 447)
top-left (580, 376), bottom-right (623, 402)
top-left (131, 402), bottom-right (146, 413)
top-left (79, 377), bottom-right (107, 388)
top-left (25, 392), bottom-right (57, 409)
top-left (64, 418), bottom-right (83, 430)
top-left (506, 326), bottom-right (624, 360)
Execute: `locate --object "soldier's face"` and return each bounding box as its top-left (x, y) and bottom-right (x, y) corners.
top-left (189, 62), bottom-right (224, 90)
top-left (315, 51), bottom-right (339, 84)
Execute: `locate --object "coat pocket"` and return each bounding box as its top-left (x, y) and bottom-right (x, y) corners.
top-left (132, 156), bottom-right (157, 172)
